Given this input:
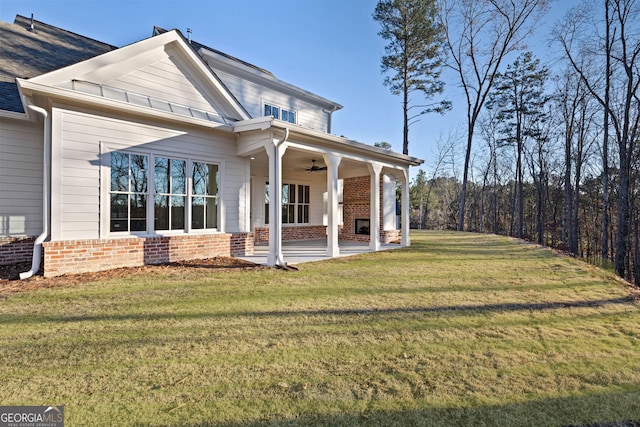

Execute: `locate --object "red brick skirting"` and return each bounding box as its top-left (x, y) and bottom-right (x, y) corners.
top-left (253, 225), bottom-right (327, 244)
top-left (0, 237), bottom-right (36, 265)
top-left (42, 233), bottom-right (254, 277)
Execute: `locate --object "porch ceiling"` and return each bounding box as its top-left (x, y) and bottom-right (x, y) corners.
top-left (249, 147), bottom-right (374, 180)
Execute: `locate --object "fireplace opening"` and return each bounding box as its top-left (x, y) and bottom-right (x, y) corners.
top-left (355, 218), bottom-right (370, 235)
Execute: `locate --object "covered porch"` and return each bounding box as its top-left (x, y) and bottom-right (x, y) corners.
top-left (233, 117), bottom-right (423, 268)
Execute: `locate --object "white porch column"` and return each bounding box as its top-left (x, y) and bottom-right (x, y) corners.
top-left (401, 167), bottom-right (410, 247)
top-left (368, 162), bottom-right (382, 251)
top-left (265, 131), bottom-right (289, 266)
top-left (323, 153), bottom-right (342, 257)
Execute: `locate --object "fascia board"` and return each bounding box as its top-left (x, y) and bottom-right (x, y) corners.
top-left (233, 118), bottom-right (423, 167)
top-left (231, 116), bottom-right (275, 133)
top-left (0, 109), bottom-right (29, 121)
top-left (283, 122), bottom-right (423, 167)
top-left (18, 79), bottom-right (234, 132)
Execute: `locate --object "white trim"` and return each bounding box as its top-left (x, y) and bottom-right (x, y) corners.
top-left (50, 108), bottom-right (63, 241)
top-left (368, 162), bottom-right (383, 252)
top-left (0, 110), bottom-right (29, 120)
top-left (324, 153), bottom-right (342, 257)
top-left (233, 119), bottom-right (423, 167)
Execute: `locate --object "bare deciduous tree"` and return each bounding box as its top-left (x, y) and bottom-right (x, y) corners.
top-left (555, 0), bottom-right (640, 278)
top-left (439, 0), bottom-right (550, 231)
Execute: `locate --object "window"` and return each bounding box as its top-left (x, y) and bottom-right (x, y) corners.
top-left (191, 162), bottom-right (219, 229)
top-left (297, 184), bottom-right (310, 224)
top-left (282, 183), bottom-right (295, 224)
top-left (110, 152), bottom-right (148, 232)
top-left (265, 182), bottom-right (310, 225)
top-left (281, 109), bottom-right (296, 124)
top-left (154, 157), bottom-right (186, 230)
top-left (109, 150), bottom-right (219, 234)
top-left (264, 103), bottom-right (296, 124)
top-left (264, 104), bottom-right (279, 120)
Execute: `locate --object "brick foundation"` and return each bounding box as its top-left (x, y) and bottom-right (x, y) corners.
top-left (254, 225), bottom-right (327, 244)
top-left (0, 237), bottom-right (36, 265)
top-left (42, 232), bottom-right (254, 277)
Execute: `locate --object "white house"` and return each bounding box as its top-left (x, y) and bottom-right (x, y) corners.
top-left (0, 15), bottom-right (423, 278)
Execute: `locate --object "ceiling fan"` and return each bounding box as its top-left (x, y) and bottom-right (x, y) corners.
top-left (305, 159), bottom-right (327, 172)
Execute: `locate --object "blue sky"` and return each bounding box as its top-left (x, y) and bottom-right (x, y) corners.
top-left (1, 0), bottom-right (578, 172)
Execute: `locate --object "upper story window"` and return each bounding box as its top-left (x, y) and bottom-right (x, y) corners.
top-left (264, 103), bottom-right (296, 124)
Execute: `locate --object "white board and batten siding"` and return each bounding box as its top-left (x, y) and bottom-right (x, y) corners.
top-left (0, 118), bottom-right (44, 237)
top-left (51, 105), bottom-right (247, 241)
top-left (214, 69), bottom-right (330, 132)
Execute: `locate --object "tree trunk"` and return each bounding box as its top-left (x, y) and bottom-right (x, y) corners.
top-left (602, 0), bottom-right (611, 261)
top-left (615, 149), bottom-right (630, 278)
top-left (570, 166), bottom-right (581, 255)
top-left (562, 133), bottom-right (572, 250)
top-left (458, 127), bottom-right (473, 231)
top-left (403, 78), bottom-right (409, 155)
top-left (517, 140), bottom-right (524, 239)
top-left (633, 207), bottom-right (639, 285)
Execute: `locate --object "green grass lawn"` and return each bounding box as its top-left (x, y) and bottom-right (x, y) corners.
top-left (1, 231), bottom-right (639, 426)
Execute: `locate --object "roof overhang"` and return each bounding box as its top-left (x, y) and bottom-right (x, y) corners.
top-left (17, 78), bottom-right (234, 132)
top-left (0, 109), bottom-right (29, 121)
top-left (232, 116), bottom-right (424, 167)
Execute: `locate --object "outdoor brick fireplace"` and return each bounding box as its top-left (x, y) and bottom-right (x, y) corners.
top-left (355, 218), bottom-right (370, 235)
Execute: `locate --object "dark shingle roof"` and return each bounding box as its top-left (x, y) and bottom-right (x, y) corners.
top-left (152, 26), bottom-right (274, 77)
top-left (0, 15), bottom-right (117, 113)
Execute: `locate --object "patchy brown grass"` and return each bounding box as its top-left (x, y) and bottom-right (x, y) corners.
top-left (0, 231), bottom-right (639, 426)
top-left (0, 257), bottom-right (264, 296)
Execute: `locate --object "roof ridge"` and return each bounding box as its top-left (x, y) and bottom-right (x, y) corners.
top-left (14, 14), bottom-right (118, 49)
top-left (151, 25), bottom-right (273, 77)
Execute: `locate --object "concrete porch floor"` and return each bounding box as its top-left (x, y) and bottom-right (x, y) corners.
top-left (237, 238), bottom-right (402, 266)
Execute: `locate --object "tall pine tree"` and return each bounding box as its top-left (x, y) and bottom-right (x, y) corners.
top-left (373, 0), bottom-right (449, 155)
top-left (486, 52), bottom-right (550, 239)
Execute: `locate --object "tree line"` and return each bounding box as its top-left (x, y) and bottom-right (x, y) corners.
top-left (374, 0), bottom-right (640, 285)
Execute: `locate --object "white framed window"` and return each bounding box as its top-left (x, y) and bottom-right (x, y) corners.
top-left (264, 103), bottom-right (296, 124)
top-left (108, 150), bottom-right (219, 234)
top-left (265, 182), bottom-right (310, 225)
top-left (110, 152), bottom-right (148, 233)
top-left (191, 162), bottom-right (219, 230)
top-left (154, 157), bottom-right (186, 231)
